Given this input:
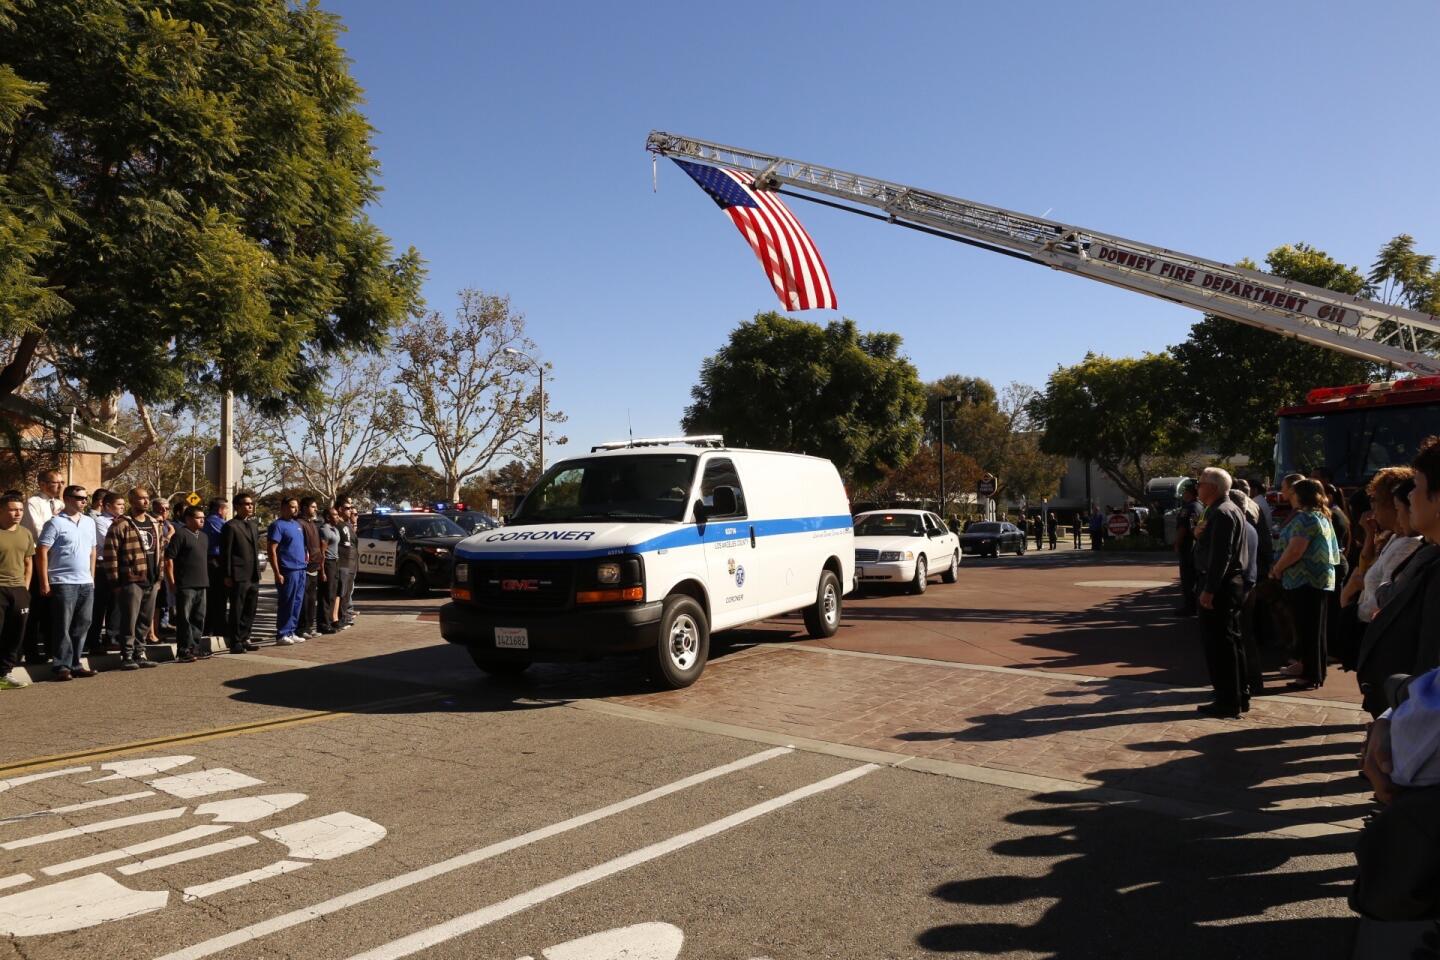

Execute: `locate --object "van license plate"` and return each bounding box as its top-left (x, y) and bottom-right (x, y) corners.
top-left (495, 627), bottom-right (529, 649)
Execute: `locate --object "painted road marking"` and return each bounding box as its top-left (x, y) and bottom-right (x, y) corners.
top-left (183, 860), bottom-right (310, 900)
top-left (43, 826), bottom-right (234, 877)
top-left (0, 767), bottom-right (91, 791)
top-left (0, 760), bottom-right (385, 936)
top-left (1, 808), bottom-right (187, 850)
top-left (148, 769), bottom-right (265, 799)
top-left (153, 746), bottom-right (795, 960)
top-left (0, 790), bottom-right (156, 823)
top-left (0, 873), bottom-right (169, 936)
top-left (342, 764), bottom-right (880, 960)
top-left (118, 837), bottom-right (260, 875)
top-left (1073, 579), bottom-right (1173, 588)
top-left (539, 922), bottom-right (683, 959)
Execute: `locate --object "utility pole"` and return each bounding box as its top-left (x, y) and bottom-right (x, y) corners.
top-left (219, 391), bottom-right (234, 503)
top-left (936, 394), bottom-right (959, 516)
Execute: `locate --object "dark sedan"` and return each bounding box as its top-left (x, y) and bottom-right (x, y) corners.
top-left (959, 521), bottom-right (1027, 557)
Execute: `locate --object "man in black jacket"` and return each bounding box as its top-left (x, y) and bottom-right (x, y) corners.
top-left (1195, 467), bottom-right (1249, 718)
top-left (220, 491), bottom-right (261, 654)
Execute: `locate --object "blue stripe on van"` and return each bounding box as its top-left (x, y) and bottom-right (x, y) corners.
top-left (454, 514), bottom-right (852, 563)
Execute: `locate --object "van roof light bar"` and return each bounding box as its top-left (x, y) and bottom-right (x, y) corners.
top-left (591, 435), bottom-right (725, 452)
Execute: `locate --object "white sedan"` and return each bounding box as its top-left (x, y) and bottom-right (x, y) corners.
top-left (852, 509), bottom-right (961, 594)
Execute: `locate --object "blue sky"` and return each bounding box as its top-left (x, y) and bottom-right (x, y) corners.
top-left (330, 0), bottom-right (1440, 460)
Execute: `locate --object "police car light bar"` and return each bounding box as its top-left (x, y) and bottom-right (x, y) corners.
top-left (591, 435), bottom-right (726, 451)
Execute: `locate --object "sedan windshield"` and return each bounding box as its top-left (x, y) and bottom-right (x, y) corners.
top-left (394, 515), bottom-right (467, 539)
top-left (854, 514), bottom-right (924, 537)
top-left (512, 455), bottom-right (698, 523)
top-left (967, 523), bottom-right (1001, 534)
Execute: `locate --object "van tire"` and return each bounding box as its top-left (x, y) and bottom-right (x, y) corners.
top-left (468, 649), bottom-right (531, 677)
top-left (399, 562), bottom-right (429, 597)
top-left (648, 595), bottom-right (709, 689)
top-left (942, 551), bottom-right (960, 584)
top-left (803, 569), bottom-right (842, 639)
top-left (910, 556), bottom-right (928, 595)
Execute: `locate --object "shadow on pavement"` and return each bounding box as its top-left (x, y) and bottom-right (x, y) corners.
top-left (916, 790), bottom-right (1358, 958)
top-left (897, 678), bottom-right (1371, 825)
top-left (218, 635), bottom-right (764, 715)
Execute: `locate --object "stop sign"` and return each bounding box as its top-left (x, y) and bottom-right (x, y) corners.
top-left (1107, 513), bottom-right (1132, 537)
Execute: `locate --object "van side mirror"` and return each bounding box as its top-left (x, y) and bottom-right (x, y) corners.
top-left (709, 486), bottom-right (738, 517)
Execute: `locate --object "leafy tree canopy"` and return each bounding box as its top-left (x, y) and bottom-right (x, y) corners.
top-left (0, 0), bottom-right (424, 410)
top-left (346, 463), bottom-right (445, 508)
top-left (1029, 352), bottom-right (1196, 503)
top-left (1172, 243), bottom-right (1374, 472)
top-left (681, 312), bottom-right (925, 487)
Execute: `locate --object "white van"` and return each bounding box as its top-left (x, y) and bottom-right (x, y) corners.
top-left (439, 436), bottom-right (854, 688)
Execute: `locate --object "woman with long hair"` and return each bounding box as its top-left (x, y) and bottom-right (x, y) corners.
top-left (1270, 478), bottom-right (1341, 688)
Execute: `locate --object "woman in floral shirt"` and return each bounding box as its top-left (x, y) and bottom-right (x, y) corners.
top-left (1270, 478), bottom-right (1341, 689)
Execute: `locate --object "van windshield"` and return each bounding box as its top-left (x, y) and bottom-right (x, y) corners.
top-left (511, 455), bottom-right (698, 524)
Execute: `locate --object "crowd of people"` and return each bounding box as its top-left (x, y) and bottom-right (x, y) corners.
top-left (1175, 439), bottom-right (1440, 725)
top-left (0, 475), bottom-right (367, 688)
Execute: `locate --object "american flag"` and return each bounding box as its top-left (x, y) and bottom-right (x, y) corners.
top-left (672, 159), bottom-right (837, 311)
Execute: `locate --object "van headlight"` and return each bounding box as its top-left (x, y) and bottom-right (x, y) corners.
top-left (596, 562), bottom-right (621, 584)
top-left (453, 562), bottom-right (469, 584)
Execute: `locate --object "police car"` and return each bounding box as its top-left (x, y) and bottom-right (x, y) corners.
top-left (355, 511), bottom-right (467, 596)
top-left (852, 509), bottom-right (961, 593)
top-left (439, 436), bottom-right (855, 688)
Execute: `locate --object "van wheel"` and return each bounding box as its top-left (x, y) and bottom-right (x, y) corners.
top-left (468, 649), bottom-right (531, 676)
top-left (910, 556), bottom-right (928, 594)
top-left (803, 569), bottom-right (842, 639)
top-left (648, 595), bottom-right (709, 689)
top-left (942, 551), bottom-right (960, 584)
top-left (399, 562), bottom-right (429, 597)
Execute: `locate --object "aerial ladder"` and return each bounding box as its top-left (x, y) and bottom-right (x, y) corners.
top-left (646, 131), bottom-right (1440, 377)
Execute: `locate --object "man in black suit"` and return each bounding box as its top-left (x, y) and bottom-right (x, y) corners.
top-left (1195, 467), bottom-right (1249, 718)
top-left (221, 490), bottom-right (262, 653)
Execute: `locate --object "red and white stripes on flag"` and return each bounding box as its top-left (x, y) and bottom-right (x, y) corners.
top-left (673, 159), bottom-right (838, 311)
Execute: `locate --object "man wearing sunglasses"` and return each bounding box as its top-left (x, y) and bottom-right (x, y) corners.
top-left (220, 491), bottom-right (262, 654)
top-left (36, 485), bottom-right (98, 680)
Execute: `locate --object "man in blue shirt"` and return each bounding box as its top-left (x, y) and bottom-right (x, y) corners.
top-left (203, 498), bottom-right (228, 641)
top-left (267, 497), bottom-right (308, 646)
top-left (37, 485), bottom-right (98, 680)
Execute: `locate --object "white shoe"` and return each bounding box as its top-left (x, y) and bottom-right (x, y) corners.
top-left (295, 635), bottom-right (306, 643)
top-left (276, 636), bottom-right (295, 646)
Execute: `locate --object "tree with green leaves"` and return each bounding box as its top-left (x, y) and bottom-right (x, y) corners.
top-left (394, 290), bottom-right (566, 502)
top-left (346, 464), bottom-right (445, 509)
top-left (681, 312), bottom-right (925, 487)
top-left (1368, 234), bottom-right (1439, 313)
top-left (1172, 243), bottom-right (1375, 472)
top-left (0, 0), bottom-right (424, 435)
top-left (1029, 352), bottom-right (1195, 503)
top-left (923, 376), bottom-right (1065, 503)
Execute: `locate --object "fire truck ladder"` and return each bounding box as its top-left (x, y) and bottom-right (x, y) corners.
top-left (646, 131), bottom-right (1440, 376)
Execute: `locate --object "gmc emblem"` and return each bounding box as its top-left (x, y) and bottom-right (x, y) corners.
top-left (501, 578), bottom-right (541, 592)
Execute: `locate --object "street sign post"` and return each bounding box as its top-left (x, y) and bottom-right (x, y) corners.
top-left (185, 491), bottom-right (202, 507)
top-left (977, 474), bottom-right (997, 497)
top-left (1107, 513), bottom-right (1132, 538)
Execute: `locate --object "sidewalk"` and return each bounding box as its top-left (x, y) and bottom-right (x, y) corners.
top-left (611, 644), bottom-right (1373, 832)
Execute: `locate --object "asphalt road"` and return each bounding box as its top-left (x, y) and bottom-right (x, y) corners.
top-left (1, 568), bottom-right (1365, 959)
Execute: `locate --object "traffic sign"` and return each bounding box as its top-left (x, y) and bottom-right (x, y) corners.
top-left (1107, 513), bottom-right (1132, 538)
top-left (977, 474), bottom-right (997, 497)
top-left (185, 491), bottom-right (202, 507)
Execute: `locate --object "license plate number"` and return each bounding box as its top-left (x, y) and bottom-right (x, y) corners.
top-left (495, 627), bottom-right (529, 649)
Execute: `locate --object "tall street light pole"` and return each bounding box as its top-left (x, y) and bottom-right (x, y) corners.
top-left (937, 394), bottom-right (959, 516)
top-left (504, 347), bottom-right (544, 474)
